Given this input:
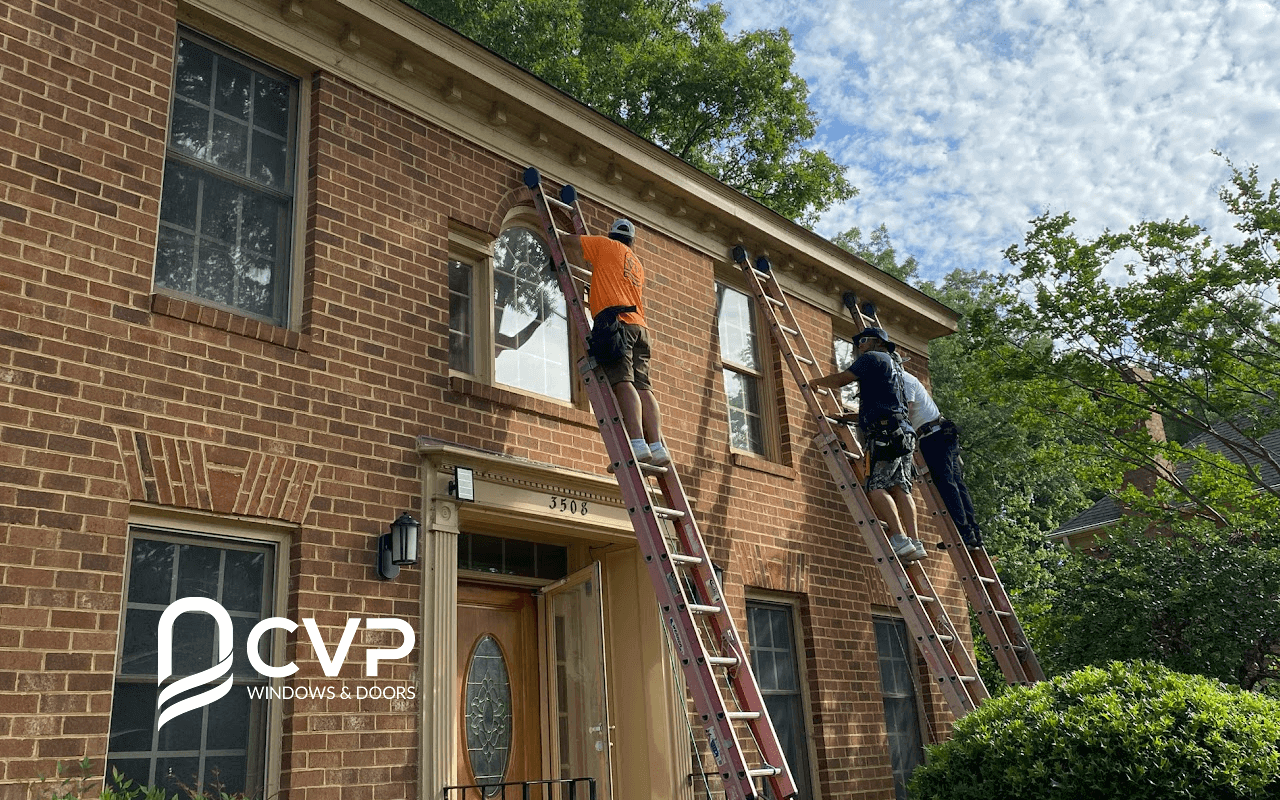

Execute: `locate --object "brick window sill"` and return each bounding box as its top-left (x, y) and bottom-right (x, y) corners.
top-left (152, 294), bottom-right (309, 350)
top-left (731, 451), bottom-right (797, 480)
top-left (449, 375), bottom-right (597, 429)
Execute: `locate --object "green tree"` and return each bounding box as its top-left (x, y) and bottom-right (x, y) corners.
top-left (832, 223), bottom-right (920, 283)
top-left (910, 661), bottom-right (1280, 800)
top-left (988, 161), bottom-right (1280, 690)
top-left (404, 0), bottom-right (854, 224)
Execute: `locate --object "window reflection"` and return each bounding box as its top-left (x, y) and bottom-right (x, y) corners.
top-left (492, 227), bottom-right (570, 400)
top-left (157, 34), bottom-right (295, 325)
top-left (717, 284), bottom-right (766, 454)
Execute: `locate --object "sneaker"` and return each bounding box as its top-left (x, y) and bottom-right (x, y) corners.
top-left (890, 535), bottom-right (926, 562)
top-left (646, 442), bottom-right (672, 467)
top-left (630, 440), bottom-right (651, 462)
top-left (912, 541), bottom-right (928, 561)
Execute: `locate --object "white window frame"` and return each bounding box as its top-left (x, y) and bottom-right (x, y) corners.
top-left (715, 279), bottom-right (776, 458)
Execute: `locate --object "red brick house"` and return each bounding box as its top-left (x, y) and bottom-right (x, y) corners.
top-left (0, 1), bottom-right (967, 799)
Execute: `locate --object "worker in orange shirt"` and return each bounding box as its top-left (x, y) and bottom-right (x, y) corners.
top-left (562, 219), bottom-right (670, 467)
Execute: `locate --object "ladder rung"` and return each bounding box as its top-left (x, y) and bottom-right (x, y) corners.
top-left (958, 675), bottom-right (978, 683)
top-left (639, 462), bottom-right (669, 475)
top-left (937, 634), bottom-right (954, 643)
top-left (653, 505), bottom-right (686, 519)
top-left (978, 576), bottom-right (997, 584)
top-left (568, 264), bottom-right (592, 281)
top-left (1012, 645), bottom-right (1027, 653)
top-left (688, 603), bottom-right (722, 614)
top-left (779, 323), bottom-right (799, 336)
top-left (792, 353), bottom-right (813, 366)
top-left (546, 195), bottom-right (573, 212)
top-left (994, 610), bottom-right (1013, 618)
top-left (747, 767), bottom-right (782, 778)
top-left (727, 711), bottom-right (761, 721)
top-left (915, 595), bottom-right (936, 603)
top-left (763, 294), bottom-right (785, 307)
top-left (706, 656), bottom-right (739, 667)
top-left (750, 268), bottom-right (773, 283)
top-left (668, 553), bottom-right (703, 566)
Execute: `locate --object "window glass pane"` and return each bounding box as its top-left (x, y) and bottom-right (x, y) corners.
top-left (492, 227), bottom-right (570, 401)
top-left (747, 602), bottom-right (812, 800)
top-left (449, 260), bottom-right (474, 373)
top-left (112, 533), bottom-right (273, 800)
top-left (874, 618), bottom-right (925, 800)
top-left (717, 284), bottom-right (759, 370)
top-left (158, 34), bottom-right (295, 327)
top-left (723, 368), bottom-right (763, 454)
top-left (834, 336), bottom-right (859, 409)
top-left (457, 533), bottom-right (569, 580)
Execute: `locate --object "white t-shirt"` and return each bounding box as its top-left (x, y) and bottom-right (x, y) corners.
top-left (900, 371), bottom-right (941, 431)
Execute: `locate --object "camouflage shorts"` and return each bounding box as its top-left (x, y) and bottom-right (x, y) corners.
top-left (865, 440), bottom-right (915, 494)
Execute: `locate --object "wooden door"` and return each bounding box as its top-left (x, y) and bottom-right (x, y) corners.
top-left (456, 582), bottom-right (542, 797)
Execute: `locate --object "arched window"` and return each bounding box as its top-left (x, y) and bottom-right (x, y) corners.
top-left (447, 222), bottom-right (572, 402)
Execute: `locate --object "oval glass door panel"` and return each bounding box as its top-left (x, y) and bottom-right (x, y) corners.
top-left (465, 635), bottom-right (512, 795)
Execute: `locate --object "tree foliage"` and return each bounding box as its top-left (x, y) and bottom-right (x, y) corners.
top-left (405, 0), bottom-right (854, 224)
top-left (910, 661), bottom-right (1280, 800)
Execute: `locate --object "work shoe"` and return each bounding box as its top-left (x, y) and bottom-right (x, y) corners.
top-left (630, 440), bottom-right (651, 462)
top-left (913, 541), bottom-right (928, 561)
top-left (646, 442), bottom-right (672, 468)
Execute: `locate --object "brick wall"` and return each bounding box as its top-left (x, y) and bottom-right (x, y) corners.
top-left (0, 3), bottom-right (969, 800)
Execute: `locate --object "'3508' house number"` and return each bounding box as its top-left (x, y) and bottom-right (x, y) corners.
top-left (548, 495), bottom-right (590, 515)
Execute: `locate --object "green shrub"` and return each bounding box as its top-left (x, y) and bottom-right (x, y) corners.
top-left (910, 661), bottom-right (1280, 800)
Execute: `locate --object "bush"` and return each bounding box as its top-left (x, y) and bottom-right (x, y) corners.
top-left (910, 661), bottom-right (1280, 800)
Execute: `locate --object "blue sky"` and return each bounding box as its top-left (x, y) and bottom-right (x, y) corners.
top-left (717, 0), bottom-right (1280, 282)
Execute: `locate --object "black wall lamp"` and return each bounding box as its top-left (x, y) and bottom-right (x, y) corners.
top-left (376, 512), bottom-right (420, 581)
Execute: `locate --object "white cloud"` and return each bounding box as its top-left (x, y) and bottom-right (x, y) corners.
top-left (718, 0), bottom-right (1280, 281)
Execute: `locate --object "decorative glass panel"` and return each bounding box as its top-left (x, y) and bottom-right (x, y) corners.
top-left (875, 617), bottom-right (925, 800)
top-left (465, 635), bottom-right (512, 796)
top-left (457, 533), bottom-right (568, 580)
top-left (492, 227), bottom-right (570, 400)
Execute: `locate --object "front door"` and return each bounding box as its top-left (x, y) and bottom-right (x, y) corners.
top-left (539, 563), bottom-right (614, 799)
top-left (456, 582), bottom-right (541, 797)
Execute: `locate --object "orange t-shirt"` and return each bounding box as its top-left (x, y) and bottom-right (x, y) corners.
top-left (581, 236), bottom-right (646, 326)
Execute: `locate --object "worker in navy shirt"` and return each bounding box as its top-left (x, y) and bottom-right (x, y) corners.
top-left (810, 327), bottom-right (926, 562)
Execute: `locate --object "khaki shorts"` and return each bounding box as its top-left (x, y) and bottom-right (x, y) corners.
top-left (602, 323), bottom-right (652, 390)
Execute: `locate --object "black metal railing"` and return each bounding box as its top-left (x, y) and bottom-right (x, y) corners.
top-left (442, 778), bottom-right (596, 800)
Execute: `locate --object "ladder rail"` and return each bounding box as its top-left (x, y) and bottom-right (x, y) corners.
top-left (735, 249), bottom-right (990, 716)
top-left (523, 168), bottom-right (798, 800)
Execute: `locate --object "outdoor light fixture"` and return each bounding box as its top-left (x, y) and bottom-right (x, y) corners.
top-left (449, 467), bottom-right (475, 502)
top-left (376, 512), bottom-right (420, 580)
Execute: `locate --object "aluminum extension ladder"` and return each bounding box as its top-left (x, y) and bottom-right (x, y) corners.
top-left (523, 167), bottom-right (797, 800)
top-left (830, 285), bottom-right (1045, 688)
top-left (731, 247), bottom-right (992, 717)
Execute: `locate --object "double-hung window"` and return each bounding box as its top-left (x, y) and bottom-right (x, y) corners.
top-left (108, 530), bottom-right (278, 798)
top-left (716, 282), bottom-right (767, 455)
top-left (747, 600), bottom-right (816, 799)
top-left (874, 616), bottom-right (926, 799)
top-left (448, 224), bottom-right (572, 402)
top-left (155, 31), bottom-right (299, 326)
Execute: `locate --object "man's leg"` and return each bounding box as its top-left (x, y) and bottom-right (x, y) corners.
top-left (889, 485), bottom-right (918, 541)
top-left (614, 380), bottom-right (644, 442)
top-left (638, 387), bottom-right (664, 444)
top-left (867, 488), bottom-right (905, 538)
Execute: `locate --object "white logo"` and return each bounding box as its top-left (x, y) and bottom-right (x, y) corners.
top-left (156, 600), bottom-right (415, 730)
top-left (157, 597), bottom-right (235, 731)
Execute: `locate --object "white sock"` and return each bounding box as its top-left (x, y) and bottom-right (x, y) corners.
top-left (648, 441), bottom-right (664, 449)
top-left (631, 438), bottom-right (648, 449)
